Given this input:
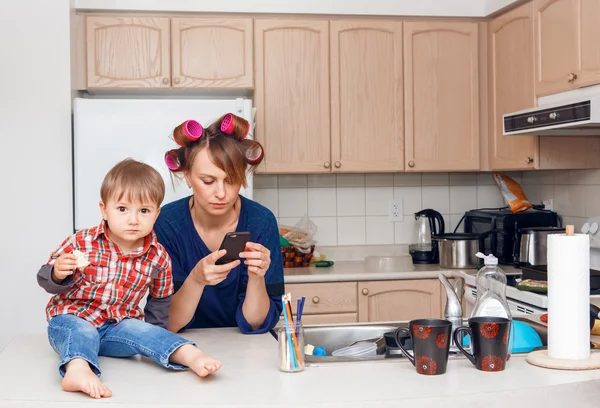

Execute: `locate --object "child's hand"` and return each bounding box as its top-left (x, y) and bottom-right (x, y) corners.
top-left (51, 253), bottom-right (78, 283)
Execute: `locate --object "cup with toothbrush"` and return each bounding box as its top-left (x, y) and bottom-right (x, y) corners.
top-left (277, 294), bottom-right (306, 372)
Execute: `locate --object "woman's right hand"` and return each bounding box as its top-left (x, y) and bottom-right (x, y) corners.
top-left (52, 253), bottom-right (78, 282)
top-left (191, 249), bottom-right (241, 286)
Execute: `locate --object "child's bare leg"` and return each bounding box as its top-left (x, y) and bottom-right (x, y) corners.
top-left (61, 358), bottom-right (112, 399)
top-left (170, 344), bottom-right (222, 377)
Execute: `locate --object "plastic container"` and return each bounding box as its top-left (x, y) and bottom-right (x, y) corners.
top-left (471, 252), bottom-right (515, 357)
top-left (331, 342), bottom-right (377, 357)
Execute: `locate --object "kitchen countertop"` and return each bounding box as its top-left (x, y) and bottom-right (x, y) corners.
top-left (2, 327), bottom-right (600, 407)
top-left (284, 259), bottom-right (522, 284)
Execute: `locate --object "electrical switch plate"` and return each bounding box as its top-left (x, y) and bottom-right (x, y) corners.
top-left (389, 199), bottom-right (403, 222)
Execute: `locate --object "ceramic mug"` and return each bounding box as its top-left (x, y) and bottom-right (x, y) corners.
top-left (394, 318), bottom-right (452, 375)
top-left (452, 316), bottom-right (510, 372)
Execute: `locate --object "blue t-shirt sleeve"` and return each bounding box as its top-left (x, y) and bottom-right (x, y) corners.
top-left (235, 213), bottom-right (284, 334)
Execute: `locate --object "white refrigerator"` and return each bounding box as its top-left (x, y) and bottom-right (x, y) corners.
top-left (73, 97), bottom-right (254, 231)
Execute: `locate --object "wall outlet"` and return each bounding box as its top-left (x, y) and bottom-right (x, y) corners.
top-left (542, 198), bottom-right (554, 211)
top-left (389, 199), bottom-right (403, 222)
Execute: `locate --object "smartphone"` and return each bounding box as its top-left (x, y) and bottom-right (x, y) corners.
top-left (215, 232), bottom-right (251, 265)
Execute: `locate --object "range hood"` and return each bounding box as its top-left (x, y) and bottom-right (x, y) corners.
top-left (503, 93), bottom-right (600, 136)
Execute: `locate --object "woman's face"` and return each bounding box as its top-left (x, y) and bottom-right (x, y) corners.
top-left (185, 148), bottom-right (242, 215)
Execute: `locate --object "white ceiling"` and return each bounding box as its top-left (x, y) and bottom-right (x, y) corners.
top-left (75, 0), bottom-right (521, 17)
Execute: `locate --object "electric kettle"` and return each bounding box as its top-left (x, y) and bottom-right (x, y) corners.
top-left (409, 209), bottom-right (445, 264)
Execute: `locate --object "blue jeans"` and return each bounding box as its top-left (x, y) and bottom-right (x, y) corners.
top-left (47, 314), bottom-right (196, 377)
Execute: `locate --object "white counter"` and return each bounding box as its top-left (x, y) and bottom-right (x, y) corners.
top-left (283, 259), bottom-right (522, 283)
top-left (2, 328), bottom-right (600, 407)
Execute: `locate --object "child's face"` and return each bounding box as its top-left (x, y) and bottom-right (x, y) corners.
top-left (99, 195), bottom-right (160, 251)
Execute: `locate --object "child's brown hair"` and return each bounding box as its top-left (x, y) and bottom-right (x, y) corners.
top-left (100, 158), bottom-right (165, 206)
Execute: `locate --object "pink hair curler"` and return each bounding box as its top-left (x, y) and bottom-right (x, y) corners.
top-left (173, 120), bottom-right (203, 146)
top-left (165, 150), bottom-right (182, 171)
top-left (220, 113), bottom-right (250, 140)
top-left (246, 144), bottom-right (264, 165)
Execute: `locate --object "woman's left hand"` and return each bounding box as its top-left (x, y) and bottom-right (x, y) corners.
top-left (239, 242), bottom-right (271, 278)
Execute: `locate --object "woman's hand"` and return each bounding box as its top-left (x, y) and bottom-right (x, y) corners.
top-left (240, 242), bottom-right (271, 278)
top-left (191, 250), bottom-right (241, 286)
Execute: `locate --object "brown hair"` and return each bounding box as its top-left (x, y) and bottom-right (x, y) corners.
top-left (164, 113), bottom-right (264, 188)
top-left (100, 158), bottom-right (165, 207)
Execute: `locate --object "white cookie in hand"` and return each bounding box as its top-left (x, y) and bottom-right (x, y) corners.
top-left (72, 250), bottom-right (90, 268)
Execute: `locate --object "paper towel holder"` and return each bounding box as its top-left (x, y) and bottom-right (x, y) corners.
top-left (527, 224), bottom-right (600, 370)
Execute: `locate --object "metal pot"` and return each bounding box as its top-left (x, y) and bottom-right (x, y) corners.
top-left (432, 230), bottom-right (499, 269)
top-left (518, 226), bottom-right (565, 266)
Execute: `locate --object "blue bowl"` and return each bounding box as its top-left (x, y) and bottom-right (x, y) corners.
top-left (461, 320), bottom-right (542, 353)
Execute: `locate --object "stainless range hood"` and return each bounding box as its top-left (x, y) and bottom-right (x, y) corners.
top-left (503, 93), bottom-right (600, 137)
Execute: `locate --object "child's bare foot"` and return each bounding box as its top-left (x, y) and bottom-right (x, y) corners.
top-left (187, 351), bottom-right (222, 377)
top-left (170, 344), bottom-right (222, 377)
top-left (61, 358), bottom-right (112, 399)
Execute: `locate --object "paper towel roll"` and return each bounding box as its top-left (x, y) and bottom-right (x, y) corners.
top-left (547, 230), bottom-right (590, 360)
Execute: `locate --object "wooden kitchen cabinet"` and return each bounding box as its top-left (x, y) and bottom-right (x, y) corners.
top-left (86, 16), bottom-right (171, 88)
top-left (171, 18), bottom-right (253, 88)
top-left (534, 0), bottom-right (600, 97)
top-left (284, 281), bottom-right (358, 324)
top-left (85, 15), bottom-right (252, 89)
top-left (254, 19), bottom-right (331, 173)
top-left (488, 2), bottom-right (539, 170)
top-left (330, 20), bottom-right (404, 172)
top-left (404, 21), bottom-right (480, 172)
top-left (357, 280), bottom-right (443, 322)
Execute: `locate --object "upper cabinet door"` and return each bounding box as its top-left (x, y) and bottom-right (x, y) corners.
top-left (86, 16), bottom-right (171, 89)
top-left (534, 0), bottom-right (579, 96)
top-left (578, 0), bottom-right (600, 88)
top-left (489, 2), bottom-right (538, 170)
top-left (171, 18), bottom-right (253, 88)
top-left (330, 20), bottom-right (404, 173)
top-left (254, 19), bottom-right (331, 173)
top-left (404, 22), bottom-right (479, 172)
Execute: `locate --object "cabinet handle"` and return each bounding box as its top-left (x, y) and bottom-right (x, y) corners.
top-left (408, 161), bottom-right (415, 168)
top-left (324, 162), bottom-right (331, 169)
top-left (312, 296), bottom-right (320, 304)
top-left (173, 77), bottom-right (181, 85)
top-left (162, 78), bottom-right (169, 85)
top-left (567, 73), bottom-right (578, 82)
top-left (334, 161), bottom-right (341, 168)
top-left (527, 157), bottom-right (534, 164)
top-left (362, 288), bottom-right (369, 295)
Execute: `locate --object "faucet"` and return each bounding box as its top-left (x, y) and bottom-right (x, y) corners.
top-left (439, 274), bottom-right (464, 351)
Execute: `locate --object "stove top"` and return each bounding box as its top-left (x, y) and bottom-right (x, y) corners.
top-left (520, 265), bottom-right (600, 293)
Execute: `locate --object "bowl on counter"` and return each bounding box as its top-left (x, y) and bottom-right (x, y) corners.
top-left (364, 256), bottom-right (413, 272)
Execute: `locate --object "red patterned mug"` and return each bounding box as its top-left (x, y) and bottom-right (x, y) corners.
top-left (452, 316), bottom-right (510, 372)
top-left (394, 318), bottom-right (452, 375)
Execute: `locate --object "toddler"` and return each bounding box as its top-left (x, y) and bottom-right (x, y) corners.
top-left (37, 158), bottom-right (221, 399)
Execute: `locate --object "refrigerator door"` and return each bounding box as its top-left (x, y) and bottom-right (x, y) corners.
top-left (73, 97), bottom-right (253, 231)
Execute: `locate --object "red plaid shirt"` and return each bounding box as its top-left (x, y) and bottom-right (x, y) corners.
top-left (44, 220), bottom-right (173, 327)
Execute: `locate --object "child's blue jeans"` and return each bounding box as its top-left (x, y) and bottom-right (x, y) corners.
top-left (47, 314), bottom-right (196, 377)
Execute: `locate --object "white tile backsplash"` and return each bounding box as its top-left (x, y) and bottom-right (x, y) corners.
top-left (365, 187), bottom-right (394, 216)
top-left (337, 216), bottom-right (366, 245)
top-left (336, 187), bottom-right (366, 216)
top-left (254, 169), bottom-right (600, 247)
top-left (308, 187), bottom-right (337, 217)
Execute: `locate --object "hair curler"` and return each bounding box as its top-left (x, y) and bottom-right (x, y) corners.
top-left (246, 143), bottom-right (264, 165)
top-left (173, 120), bottom-right (203, 146)
top-left (165, 149), bottom-right (184, 171)
top-left (220, 113), bottom-right (250, 140)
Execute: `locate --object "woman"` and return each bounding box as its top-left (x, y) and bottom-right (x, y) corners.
top-left (154, 114), bottom-right (284, 334)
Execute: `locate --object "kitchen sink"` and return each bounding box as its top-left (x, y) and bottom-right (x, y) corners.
top-left (299, 316), bottom-right (548, 365)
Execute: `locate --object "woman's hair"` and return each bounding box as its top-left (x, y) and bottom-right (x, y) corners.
top-left (100, 158), bottom-right (165, 206)
top-left (164, 114), bottom-right (264, 188)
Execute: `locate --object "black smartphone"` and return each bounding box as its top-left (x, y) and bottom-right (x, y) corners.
top-left (215, 232), bottom-right (251, 265)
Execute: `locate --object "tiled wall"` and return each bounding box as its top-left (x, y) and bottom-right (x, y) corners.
top-left (521, 169), bottom-right (600, 232)
top-left (253, 172), bottom-right (520, 246)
